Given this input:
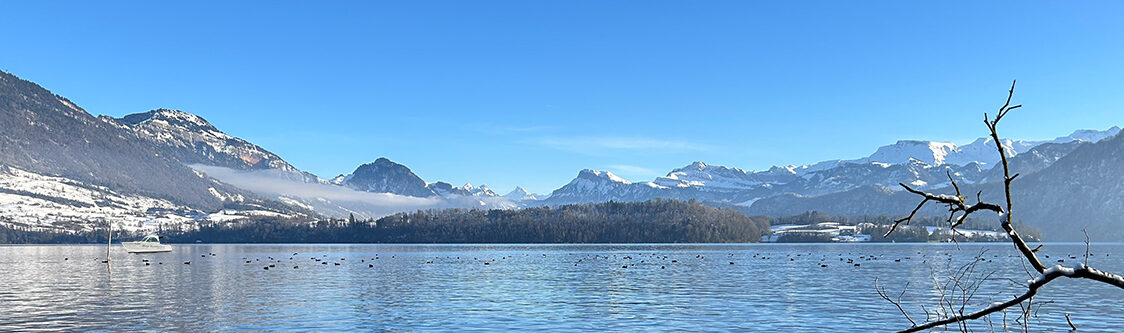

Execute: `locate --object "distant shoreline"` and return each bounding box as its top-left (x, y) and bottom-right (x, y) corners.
top-left (7, 241), bottom-right (1113, 246)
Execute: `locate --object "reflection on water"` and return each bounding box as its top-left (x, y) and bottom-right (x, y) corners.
top-left (1, 243), bottom-right (1121, 331)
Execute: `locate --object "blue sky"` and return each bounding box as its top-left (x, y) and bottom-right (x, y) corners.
top-left (2, 2), bottom-right (1123, 194)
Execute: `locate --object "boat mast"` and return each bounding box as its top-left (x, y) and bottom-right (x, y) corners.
top-left (106, 221), bottom-right (111, 264)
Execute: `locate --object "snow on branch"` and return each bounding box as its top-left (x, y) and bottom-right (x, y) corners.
top-left (882, 80), bottom-right (1124, 332)
top-left (899, 264), bottom-right (1124, 333)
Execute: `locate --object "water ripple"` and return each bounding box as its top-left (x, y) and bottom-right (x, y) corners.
top-left (0, 243), bottom-right (1122, 331)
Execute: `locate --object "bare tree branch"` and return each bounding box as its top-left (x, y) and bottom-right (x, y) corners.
top-left (1084, 228), bottom-right (1091, 266)
top-left (980, 80), bottom-right (1045, 272)
top-left (884, 81), bottom-right (1124, 332)
top-left (885, 197), bottom-right (929, 237)
top-left (895, 183), bottom-right (1002, 230)
top-left (899, 264), bottom-right (1124, 332)
top-left (877, 279), bottom-right (916, 327)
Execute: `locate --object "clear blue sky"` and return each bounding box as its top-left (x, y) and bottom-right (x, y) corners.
top-left (2, 1), bottom-right (1122, 194)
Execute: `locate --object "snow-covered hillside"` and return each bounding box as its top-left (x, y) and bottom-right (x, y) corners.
top-left (0, 165), bottom-right (295, 233)
top-left (108, 109), bottom-right (323, 183)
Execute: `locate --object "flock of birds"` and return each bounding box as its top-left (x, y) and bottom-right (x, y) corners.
top-left (79, 249), bottom-right (1109, 272)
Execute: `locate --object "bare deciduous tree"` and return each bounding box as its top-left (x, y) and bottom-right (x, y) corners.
top-left (883, 81), bottom-right (1124, 332)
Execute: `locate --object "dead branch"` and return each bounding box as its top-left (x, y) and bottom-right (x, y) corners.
top-left (884, 81), bottom-right (1124, 332)
top-left (899, 264), bottom-right (1124, 332)
top-left (892, 182), bottom-right (1002, 231)
top-left (876, 279), bottom-right (916, 327)
top-left (1084, 228), bottom-right (1091, 266)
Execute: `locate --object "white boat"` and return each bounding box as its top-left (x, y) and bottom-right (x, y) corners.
top-left (121, 235), bottom-right (173, 253)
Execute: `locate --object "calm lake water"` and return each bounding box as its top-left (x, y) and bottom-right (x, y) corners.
top-left (1, 243), bottom-right (1122, 332)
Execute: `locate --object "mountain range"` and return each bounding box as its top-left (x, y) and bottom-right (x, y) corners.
top-left (1, 69), bottom-right (1122, 240)
top-left (540, 130), bottom-right (1114, 207)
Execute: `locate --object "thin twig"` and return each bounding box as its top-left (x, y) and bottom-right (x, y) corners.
top-left (877, 278), bottom-right (916, 327)
top-left (1083, 228), bottom-right (1091, 266)
top-left (899, 263), bottom-right (1124, 332)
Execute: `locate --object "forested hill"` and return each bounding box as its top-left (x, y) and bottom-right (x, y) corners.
top-left (169, 199), bottom-right (772, 244)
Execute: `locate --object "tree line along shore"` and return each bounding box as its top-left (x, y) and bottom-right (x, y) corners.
top-left (0, 199), bottom-right (1037, 244)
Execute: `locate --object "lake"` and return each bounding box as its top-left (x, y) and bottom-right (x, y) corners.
top-left (1, 243), bottom-right (1122, 331)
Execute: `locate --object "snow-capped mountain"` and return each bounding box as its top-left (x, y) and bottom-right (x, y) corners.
top-left (743, 141), bottom-right (1091, 218)
top-left (1059, 127), bottom-right (1122, 143)
top-left (540, 127), bottom-right (1117, 207)
top-left (0, 70), bottom-right (311, 233)
top-left (655, 162), bottom-right (800, 190)
top-left (427, 181), bottom-right (471, 196)
top-left (107, 109), bottom-right (322, 183)
top-left (463, 183), bottom-right (499, 197)
top-left (748, 132), bottom-right (1124, 241)
top-left (503, 187), bottom-right (540, 202)
top-left (0, 71), bottom-right (236, 212)
top-left (328, 158), bottom-right (524, 210)
top-left (0, 66), bottom-right (526, 231)
top-left (341, 158), bottom-right (437, 197)
top-left (863, 140), bottom-right (960, 166)
top-left (848, 127), bottom-right (1120, 168)
top-left (426, 182), bottom-right (502, 198)
top-left (337, 158), bottom-right (514, 200)
top-left (4, 67), bottom-right (1121, 240)
top-left (542, 160), bottom-right (981, 207)
top-left (543, 169), bottom-right (670, 205)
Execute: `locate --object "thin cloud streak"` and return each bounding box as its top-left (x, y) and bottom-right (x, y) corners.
top-left (467, 123), bottom-right (555, 136)
top-left (535, 136), bottom-right (714, 154)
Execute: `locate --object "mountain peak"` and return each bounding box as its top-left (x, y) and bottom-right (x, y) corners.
top-left (765, 165), bottom-right (799, 175)
top-left (117, 109), bottom-right (216, 130)
top-left (467, 184), bottom-right (497, 197)
top-left (355, 157), bottom-right (409, 172)
top-left (110, 108), bottom-right (318, 180)
top-left (865, 140), bottom-right (956, 166)
top-left (427, 181), bottom-right (470, 196)
top-left (1057, 126), bottom-right (1121, 143)
top-left (577, 169), bottom-right (630, 184)
top-left (343, 158), bottom-right (436, 197)
top-left (503, 186), bottom-right (538, 201)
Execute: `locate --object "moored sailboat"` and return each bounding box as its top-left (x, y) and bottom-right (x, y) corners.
top-left (121, 235), bottom-right (172, 253)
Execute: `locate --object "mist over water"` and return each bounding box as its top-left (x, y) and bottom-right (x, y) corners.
top-left (2, 243), bottom-right (1122, 331)
top-left (191, 164), bottom-right (513, 219)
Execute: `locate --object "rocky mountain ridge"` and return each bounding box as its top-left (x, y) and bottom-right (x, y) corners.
top-left (3, 69), bottom-right (1121, 240)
